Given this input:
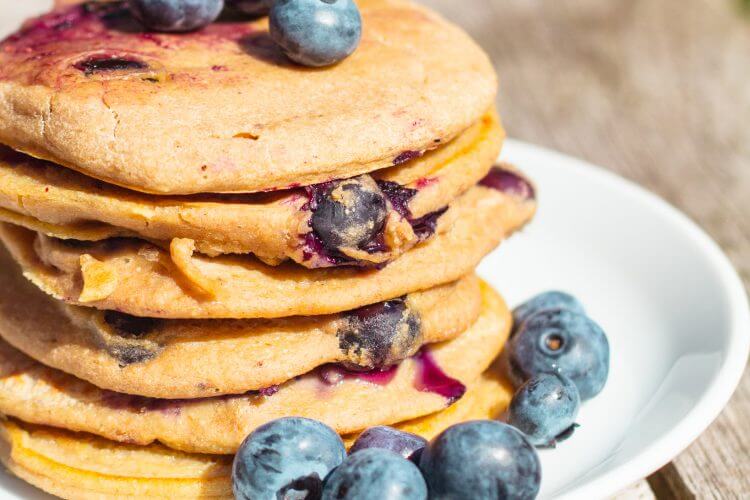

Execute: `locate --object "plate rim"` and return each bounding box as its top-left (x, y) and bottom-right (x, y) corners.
top-left (501, 138), bottom-right (750, 499)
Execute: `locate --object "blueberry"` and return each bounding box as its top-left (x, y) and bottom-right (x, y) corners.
top-left (74, 56), bottom-right (149, 76)
top-left (129, 0), bottom-right (224, 32)
top-left (322, 448), bottom-right (427, 500)
top-left (232, 417), bottom-right (345, 500)
top-left (226, 0), bottom-right (273, 16)
top-left (513, 291), bottom-right (585, 328)
top-left (507, 308), bottom-right (609, 400)
top-left (338, 298), bottom-right (422, 370)
top-left (419, 421), bottom-right (541, 500)
top-left (479, 166), bottom-right (536, 200)
top-left (310, 176), bottom-right (388, 252)
top-left (349, 426), bottom-right (427, 462)
top-left (269, 0), bottom-right (362, 67)
top-left (508, 373), bottom-right (580, 447)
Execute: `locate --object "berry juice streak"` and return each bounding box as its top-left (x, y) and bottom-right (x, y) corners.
top-left (318, 349), bottom-right (466, 404)
top-left (413, 349), bottom-right (466, 404)
top-left (0, 2), bottom-right (255, 84)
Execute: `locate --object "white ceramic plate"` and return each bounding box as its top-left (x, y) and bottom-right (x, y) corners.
top-left (481, 140), bottom-right (749, 498)
top-left (1, 3), bottom-right (749, 498)
top-left (0, 139), bottom-right (746, 500)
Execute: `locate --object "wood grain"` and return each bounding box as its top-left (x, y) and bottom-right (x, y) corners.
top-left (420, 0), bottom-right (750, 497)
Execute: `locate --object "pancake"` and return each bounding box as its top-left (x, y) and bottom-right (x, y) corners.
top-left (0, 0), bottom-right (496, 194)
top-left (0, 418), bottom-right (234, 499)
top-left (0, 182), bottom-right (536, 319)
top-left (0, 282), bottom-right (509, 455)
top-left (0, 112), bottom-right (502, 267)
top-left (0, 363), bottom-right (512, 500)
top-left (0, 240), bottom-right (481, 398)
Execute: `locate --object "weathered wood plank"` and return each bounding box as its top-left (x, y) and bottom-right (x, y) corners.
top-left (421, 0), bottom-right (750, 497)
top-left (613, 480), bottom-right (657, 500)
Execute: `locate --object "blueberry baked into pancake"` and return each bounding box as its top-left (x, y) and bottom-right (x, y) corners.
top-left (0, 111), bottom-right (504, 267)
top-left (0, 1), bottom-right (612, 499)
top-left (0, 246), bottom-right (484, 398)
top-left (0, 176), bottom-right (535, 318)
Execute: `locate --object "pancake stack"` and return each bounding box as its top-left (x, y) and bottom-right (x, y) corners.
top-left (0, 0), bottom-right (536, 497)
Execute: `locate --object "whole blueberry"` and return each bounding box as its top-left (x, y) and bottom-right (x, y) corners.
top-left (513, 291), bottom-right (585, 329)
top-left (419, 420), bottom-right (541, 500)
top-left (311, 176), bottom-right (388, 252)
top-left (129, 0), bottom-right (224, 32)
top-left (232, 417), bottom-right (345, 500)
top-left (269, 0), bottom-right (362, 67)
top-left (508, 373), bottom-right (580, 447)
top-left (322, 448), bottom-right (427, 500)
top-left (507, 308), bottom-right (609, 400)
top-left (349, 426), bottom-right (427, 462)
top-left (226, 0), bottom-right (273, 16)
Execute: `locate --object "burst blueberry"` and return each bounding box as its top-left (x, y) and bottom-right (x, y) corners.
top-left (270, 0), bottom-right (362, 67)
top-left (310, 176), bottom-right (388, 252)
top-left (419, 420), bottom-right (541, 500)
top-left (508, 372), bottom-right (581, 447)
top-left (513, 290), bottom-right (585, 328)
top-left (74, 56), bottom-right (149, 76)
top-left (507, 308), bottom-right (609, 400)
top-left (322, 448), bottom-right (427, 500)
top-left (129, 0), bottom-right (224, 32)
top-left (349, 426), bottom-right (427, 462)
top-left (232, 417), bottom-right (345, 500)
top-left (338, 298), bottom-right (422, 370)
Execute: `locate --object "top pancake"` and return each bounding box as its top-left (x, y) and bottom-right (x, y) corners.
top-left (0, 0), bottom-right (497, 194)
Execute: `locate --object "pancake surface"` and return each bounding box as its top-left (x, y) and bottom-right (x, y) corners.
top-left (0, 242), bottom-right (481, 397)
top-left (0, 183), bottom-right (536, 318)
top-left (0, 282), bottom-right (509, 454)
top-left (0, 361), bottom-right (512, 500)
top-left (0, 0), bottom-right (497, 194)
top-left (0, 112), bottom-right (503, 266)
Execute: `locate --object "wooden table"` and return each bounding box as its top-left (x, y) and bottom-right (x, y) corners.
top-left (421, 0), bottom-right (750, 497)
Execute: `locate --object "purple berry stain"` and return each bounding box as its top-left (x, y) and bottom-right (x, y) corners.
top-left (480, 165), bottom-right (536, 200)
top-left (259, 385), bottom-right (279, 397)
top-left (376, 180), bottom-right (416, 218)
top-left (74, 55), bottom-right (148, 75)
top-left (413, 349), bottom-right (466, 404)
top-left (0, 2), bottom-right (257, 84)
top-left (318, 364), bottom-right (399, 387)
top-left (353, 365), bottom-right (399, 385)
top-left (393, 150), bottom-right (423, 166)
top-left (377, 180), bottom-right (447, 239)
top-left (99, 391), bottom-right (184, 417)
top-left (415, 177), bottom-right (437, 189)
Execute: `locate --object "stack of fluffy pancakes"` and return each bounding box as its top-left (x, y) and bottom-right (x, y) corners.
top-left (0, 0), bottom-right (536, 497)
